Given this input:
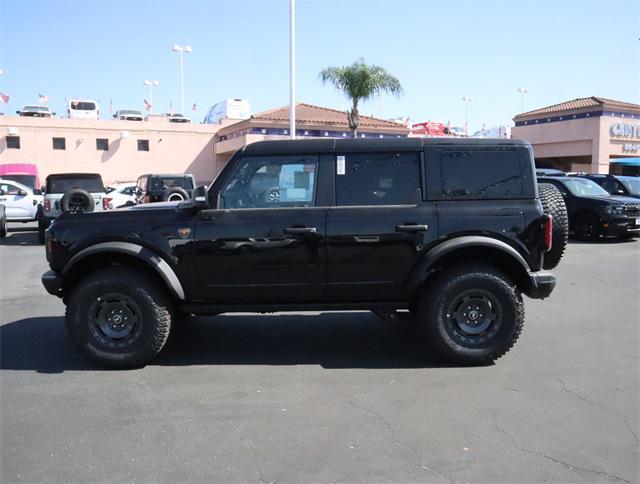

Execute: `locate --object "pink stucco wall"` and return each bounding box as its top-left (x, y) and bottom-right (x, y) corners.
top-left (0, 116), bottom-right (222, 185)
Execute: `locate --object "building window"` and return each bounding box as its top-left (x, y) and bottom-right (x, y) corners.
top-left (6, 136), bottom-right (20, 149)
top-left (137, 139), bottom-right (149, 152)
top-left (52, 137), bottom-right (66, 150)
top-left (96, 138), bottom-right (109, 151)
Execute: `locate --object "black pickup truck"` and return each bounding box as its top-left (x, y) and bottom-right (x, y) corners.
top-left (42, 138), bottom-right (566, 368)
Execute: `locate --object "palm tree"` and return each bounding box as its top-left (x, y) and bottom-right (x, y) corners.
top-left (319, 58), bottom-right (403, 137)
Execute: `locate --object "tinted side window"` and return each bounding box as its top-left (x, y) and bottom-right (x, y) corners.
top-left (336, 152), bottom-right (421, 206)
top-left (220, 155), bottom-right (318, 209)
top-left (441, 150), bottom-right (523, 199)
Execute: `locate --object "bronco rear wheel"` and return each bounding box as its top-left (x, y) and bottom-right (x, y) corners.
top-left (419, 264), bottom-right (524, 365)
top-left (66, 267), bottom-right (173, 369)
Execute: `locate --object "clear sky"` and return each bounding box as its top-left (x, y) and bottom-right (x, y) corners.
top-left (1, 0), bottom-right (638, 132)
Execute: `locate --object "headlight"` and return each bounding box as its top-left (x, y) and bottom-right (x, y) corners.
top-left (604, 205), bottom-right (625, 215)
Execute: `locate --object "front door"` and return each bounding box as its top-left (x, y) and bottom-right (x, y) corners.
top-left (190, 154), bottom-right (328, 303)
top-left (326, 151), bottom-right (437, 301)
top-left (0, 181), bottom-right (34, 220)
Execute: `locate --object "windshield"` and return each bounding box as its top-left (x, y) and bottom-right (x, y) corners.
top-left (562, 178), bottom-right (611, 197)
top-left (619, 177), bottom-right (640, 196)
top-left (25, 106), bottom-right (48, 112)
top-left (70, 102), bottom-right (96, 111)
top-left (46, 176), bottom-right (104, 194)
top-left (2, 175), bottom-right (36, 190)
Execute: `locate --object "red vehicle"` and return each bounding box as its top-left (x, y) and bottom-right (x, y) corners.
top-left (411, 121), bottom-right (446, 136)
top-left (0, 163), bottom-right (41, 193)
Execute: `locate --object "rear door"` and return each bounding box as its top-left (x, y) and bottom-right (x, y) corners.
top-left (326, 151), bottom-right (437, 301)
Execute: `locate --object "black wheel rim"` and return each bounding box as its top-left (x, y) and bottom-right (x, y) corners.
top-left (88, 293), bottom-right (143, 348)
top-left (266, 190), bottom-right (280, 203)
top-left (445, 289), bottom-right (503, 345)
top-left (69, 195), bottom-right (89, 211)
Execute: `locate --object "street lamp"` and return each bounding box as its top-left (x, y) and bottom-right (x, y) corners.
top-left (462, 96), bottom-right (474, 135)
top-left (517, 88), bottom-right (528, 113)
top-left (289, 0), bottom-right (296, 140)
top-left (143, 80), bottom-right (159, 113)
top-left (172, 44), bottom-right (192, 114)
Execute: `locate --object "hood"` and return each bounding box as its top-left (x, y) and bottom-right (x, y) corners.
top-left (590, 195), bottom-right (640, 205)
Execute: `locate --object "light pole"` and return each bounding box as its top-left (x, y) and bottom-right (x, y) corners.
top-left (289, 0), bottom-right (296, 140)
top-left (172, 44), bottom-right (192, 114)
top-left (462, 96), bottom-right (473, 136)
top-left (517, 87), bottom-right (528, 113)
top-left (143, 80), bottom-right (159, 113)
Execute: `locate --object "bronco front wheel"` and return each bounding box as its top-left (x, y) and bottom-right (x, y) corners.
top-left (66, 267), bottom-right (173, 369)
top-left (420, 264), bottom-right (524, 365)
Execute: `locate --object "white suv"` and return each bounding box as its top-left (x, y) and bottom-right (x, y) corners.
top-left (0, 178), bottom-right (43, 222)
top-left (40, 173), bottom-right (111, 243)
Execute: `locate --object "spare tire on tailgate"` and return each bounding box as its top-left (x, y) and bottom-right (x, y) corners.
top-left (60, 188), bottom-right (95, 213)
top-left (162, 187), bottom-right (190, 202)
top-left (538, 183), bottom-right (568, 269)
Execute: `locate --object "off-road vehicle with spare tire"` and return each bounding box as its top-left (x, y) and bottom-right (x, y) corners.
top-left (42, 138), bottom-right (564, 369)
top-left (135, 173), bottom-right (196, 204)
top-left (39, 173), bottom-right (112, 244)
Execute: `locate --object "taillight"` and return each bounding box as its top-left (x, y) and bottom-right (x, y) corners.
top-left (44, 199), bottom-right (51, 212)
top-left (103, 197), bottom-right (112, 210)
top-left (544, 215), bottom-right (553, 252)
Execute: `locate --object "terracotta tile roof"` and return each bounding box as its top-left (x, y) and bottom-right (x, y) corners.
top-left (514, 97), bottom-right (640, 120)
top-left (251, 102), bottom-right (408, 130)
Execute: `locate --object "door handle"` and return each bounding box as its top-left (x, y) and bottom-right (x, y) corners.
top-left (284, 226), bottom-right (317, 235)
top-left (395, 224), bottom-right (429, 233)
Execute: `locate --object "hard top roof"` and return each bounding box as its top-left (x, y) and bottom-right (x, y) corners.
top-left (46, 173), bottom-right (102, 179)
top-left (243, 138), bottom-right (529, 155)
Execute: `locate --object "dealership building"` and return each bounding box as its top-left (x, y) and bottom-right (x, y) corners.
top-left (512, 97), bottom-right (640, 175)
top-left (0, 103), bottom-right (409, 185)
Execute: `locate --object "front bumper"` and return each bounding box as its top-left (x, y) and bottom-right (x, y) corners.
top-left (527, 270), bottom-right (556, 299)
top-left (42, 270), bottom-right (64, 297)
top-left (601, 216), bottom-right (640, 237)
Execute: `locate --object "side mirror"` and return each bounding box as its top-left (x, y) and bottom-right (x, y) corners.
top-left (113, 114), bottom-right (117, 118)
top-left (192, 185), bottom-right (208, 209)
top-left (0, 189), bottom-right (4, 196)
top-left (18, 190), bottom-right (28, 196)
top-left (52, 112), bottom-right (57, 116)
top-left (40, 186), bottom-right (46, 194)
top-left (34, 188), bottom-right (42, 195)
top-left (16, 110), bottom-right (20, 114)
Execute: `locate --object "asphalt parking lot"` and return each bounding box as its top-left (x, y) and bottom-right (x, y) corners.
top-left (1, 222), bottom-right (638, 483)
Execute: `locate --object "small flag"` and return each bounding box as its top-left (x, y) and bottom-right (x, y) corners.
top-left (192, 103), bottom-right (197, 112)
top-left (38, 93), bottom-right (50, 104)
top-left (144, 99), bottom-right (152, 111)
top-left (0, 92), bottom-right (10, 104)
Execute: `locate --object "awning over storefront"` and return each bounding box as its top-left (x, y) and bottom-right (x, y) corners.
top-left (610, 158), bottom-right (640, 166)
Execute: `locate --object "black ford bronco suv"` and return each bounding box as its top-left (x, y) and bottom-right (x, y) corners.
top-left (42, 138), bottom-right (566, 369)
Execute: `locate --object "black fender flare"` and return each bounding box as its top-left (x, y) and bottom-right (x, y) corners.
top-left (62, 242), bottom-right (186, 300)
top-left (405, 236), bottom-right (531, 293)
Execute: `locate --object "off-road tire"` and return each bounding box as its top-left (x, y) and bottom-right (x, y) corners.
top-left (60, 188), bottom-right (95, 213)
top-left (538, 183), bottom-right (568, 269)
top-left (162, 187), bottom-right (189, 202)
top-left (66, 266), bottom-right (173, 369)
top-left (419, 264), bottom-right (524, 365)
top-left (575, 212), bottom-right (600, 241)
